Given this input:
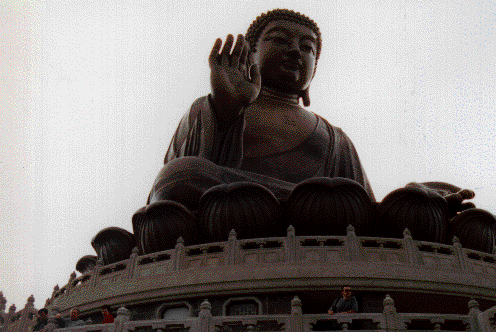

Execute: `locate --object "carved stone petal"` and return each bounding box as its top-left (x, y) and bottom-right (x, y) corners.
top-left (449, 208), bottom-right (496, 253)
top-left (198, 182), bottom-right (281, 243)
top-left (91, 227), bottom-right (135, 265)
top-left (377, 186), bottom-right (449, 243)
top-left (284, 177), bottom-right (375, 236)
top-left (75, 255), bottom-right (97, 274)
top-left (132, 200), bottom-right (197, 255)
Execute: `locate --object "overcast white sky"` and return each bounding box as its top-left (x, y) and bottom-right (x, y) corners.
top-left (1, 0), bottom-right (495, 311)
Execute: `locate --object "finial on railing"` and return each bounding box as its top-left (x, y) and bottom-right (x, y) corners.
top-left (200, 299), bottom-right (211, 312)
top-left (287, 225), bottom-right (295, 236)
top-left (346, 224), bottom-right (355, 236)
top-left (54, 285), bottom-right (59, 292)
top-left (403, 228), bottom-right (411, 238)
top-left (70, 271), bottom-right (77, 280)
top-left (9, 304), bottom-right (16, 313)
top-left (176, 237), bottom-right (184, 246)
top-left (0, 291), bottom-right (6, 312)
top-left (291, 296), bottom-right (302, 314)
top-left (383, 294), bottom-right (396, 313)
top-left (116, 307), bottom-right (130, 319)
top-left (229, 229), bottom-right (237, 241)
top-left (468, 299), bottom-right (479, 311)
top-left (452, 236), bottom-right (461, 246)
top-left (26, 294), bottom-right (35, 308)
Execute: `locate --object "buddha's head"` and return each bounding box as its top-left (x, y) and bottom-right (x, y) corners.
top-left (246, 9), bottom-right (322, 105)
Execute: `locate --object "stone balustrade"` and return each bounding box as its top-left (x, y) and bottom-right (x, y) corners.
top-left (50, 225), bottom-right (496, 307)
top-left (49, 297), bottom-right (496, 332)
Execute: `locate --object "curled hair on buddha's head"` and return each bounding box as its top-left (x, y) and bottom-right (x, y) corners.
top-left (245, 9), bottom-right (322, 66)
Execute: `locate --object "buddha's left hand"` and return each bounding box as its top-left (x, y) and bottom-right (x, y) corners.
top-left (406, 182), bottom-right (476, 219)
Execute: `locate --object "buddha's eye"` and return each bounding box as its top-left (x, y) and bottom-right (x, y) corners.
top-left (301, 44), bottom-right (315, 54)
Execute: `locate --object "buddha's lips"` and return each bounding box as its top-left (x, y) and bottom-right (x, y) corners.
top-left (281, 60), bottom-right (301, 70)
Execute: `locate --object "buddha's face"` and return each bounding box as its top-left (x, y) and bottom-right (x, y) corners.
top-left (253, 20), bottom-right (317, 94)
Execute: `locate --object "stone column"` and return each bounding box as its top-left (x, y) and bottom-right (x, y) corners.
top-left (126, 247), bottom-right (139, 279)
top-left (382, 294), bottom-right (404, 331)
top-left (197, 299), bottom-right (213, 332)
top-left (174, 237), bottom-right (185, 271)
top-left (284, 225), bottom-right (297, 263)
top-left (468, 299), bottom-right (481, 332)
top-left (114, 307), bottom-right (131, 332)
top-left (453, 237), bottom-right (472, 272)
top-left (66, 271), bottom-right (77, 294)
top-left (288, 296), bottom-right (303, 332)
top-left (344, 225), bottom-right (364, 261)
top-left (92, 258), bottom-right (104, 287)
top-left (402, 228), bottom-right (423, 265)
top-left (227, 229), bottom-right (239, 266)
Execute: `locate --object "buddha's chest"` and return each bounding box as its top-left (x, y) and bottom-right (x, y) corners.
top-left (242, 105), bottom-right (317, 158)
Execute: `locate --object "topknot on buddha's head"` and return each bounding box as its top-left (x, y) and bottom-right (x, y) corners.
top-left (245, 9), bottom-right (322, 64)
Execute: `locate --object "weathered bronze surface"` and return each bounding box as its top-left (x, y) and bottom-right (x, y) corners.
top-left (132, 10), bottom-right (378, 253)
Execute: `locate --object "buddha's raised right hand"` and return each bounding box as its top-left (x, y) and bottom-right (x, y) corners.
top-left (209, 34), bottom-right (261, 128)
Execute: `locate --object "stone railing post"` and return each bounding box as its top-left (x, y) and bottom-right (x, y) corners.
top-left (453, 237), bottom-right (472, 272)
top-left (126, 247), bottom-right (139, 279)
top-left (196, 299), bottom-right (214, 332)
top-left (92, 258), bottom-right (104, 287)
top-left (20, 295), bottom-right (35, 331)
top-left (468, 299), bottom-right (481, 332)
top-left (44, 306), bottom-right (60, 332)
top-left (382, 294), bottom-right (404, 331)
top-left (285, 225), bottom-right (297, 263)
top-left (227, 229), bottom-right (239, 266)
top-left (402, 228), bottom-right (423, 265)
top-left (50, 285), bottom-right (59, 303)
top-left (288, 296), bottom-right (303, 332)
top-left (478, 305), bottom-right (496, 332)
top-left (66, 271), bottom-right (77, 294)
top-left (284, 225), bottom-right (297, 263)
top-left (344, 225), bottom-right (364, 261)
top-left (114, 307), bottom-right (131, 332)
top-left (174, 237), bottom-right (185, 271)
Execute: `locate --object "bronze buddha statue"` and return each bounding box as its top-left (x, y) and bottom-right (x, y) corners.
top-left (89, 9), bottom-right (491, 263)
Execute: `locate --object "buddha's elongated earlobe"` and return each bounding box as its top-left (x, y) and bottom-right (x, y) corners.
top-left (301, 88), bottom-right (310, 107)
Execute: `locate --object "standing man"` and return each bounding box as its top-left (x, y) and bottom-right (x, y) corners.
top-left (32, 308), bottom-right (48, 331)
top-left (101, 305), bottom-right (114, 324)
top-left (328, 285), bottom-right (358, 314)
top-left (66, 308), bottom-right (85, 327)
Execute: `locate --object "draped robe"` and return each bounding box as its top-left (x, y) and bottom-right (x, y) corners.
top-left (148, 95), bottom-right (374, 209)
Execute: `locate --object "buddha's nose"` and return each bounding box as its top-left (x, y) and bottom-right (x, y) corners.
top-left (287, 42), bottom-right (302, 58)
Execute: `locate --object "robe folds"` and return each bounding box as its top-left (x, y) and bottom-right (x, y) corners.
top-left (149, 95), bottom-right (375, 209)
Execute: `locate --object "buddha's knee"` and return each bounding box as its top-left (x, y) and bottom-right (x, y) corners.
top-left (376, 186), bottom-right (449, 243)
top-left (149, 157), bottom-right (224, 208)
top-left (284, 177), bottom-right (376, 236)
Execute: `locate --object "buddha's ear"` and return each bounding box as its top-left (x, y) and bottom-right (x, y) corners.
top-left (301, 89), bottom-right (310, 107)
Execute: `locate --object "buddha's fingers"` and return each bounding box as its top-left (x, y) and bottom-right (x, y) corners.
top-left (209, 38), bottom-right (223, 68)
top-left (459, 188), bottom-right (475, 200)
top-left (220, 34), bottom-right (235, 67)
top-left (460, 202), bottom-right (476, 211)
top-left (230, 34), bottom-right (245, 68)
top-left (239, 41), bottom-right (248, 72)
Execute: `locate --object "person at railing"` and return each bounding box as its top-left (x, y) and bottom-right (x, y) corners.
top-left (54, 313), bottom-right (66, 328)
top-left (64, 308), bottom-right (85, 327)
top-left (101, 305), bottom-right (114, 324)
top-left (32, 308), bottom-right (48, 331)
top-left (328, 285), bottom-right (358, 314)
